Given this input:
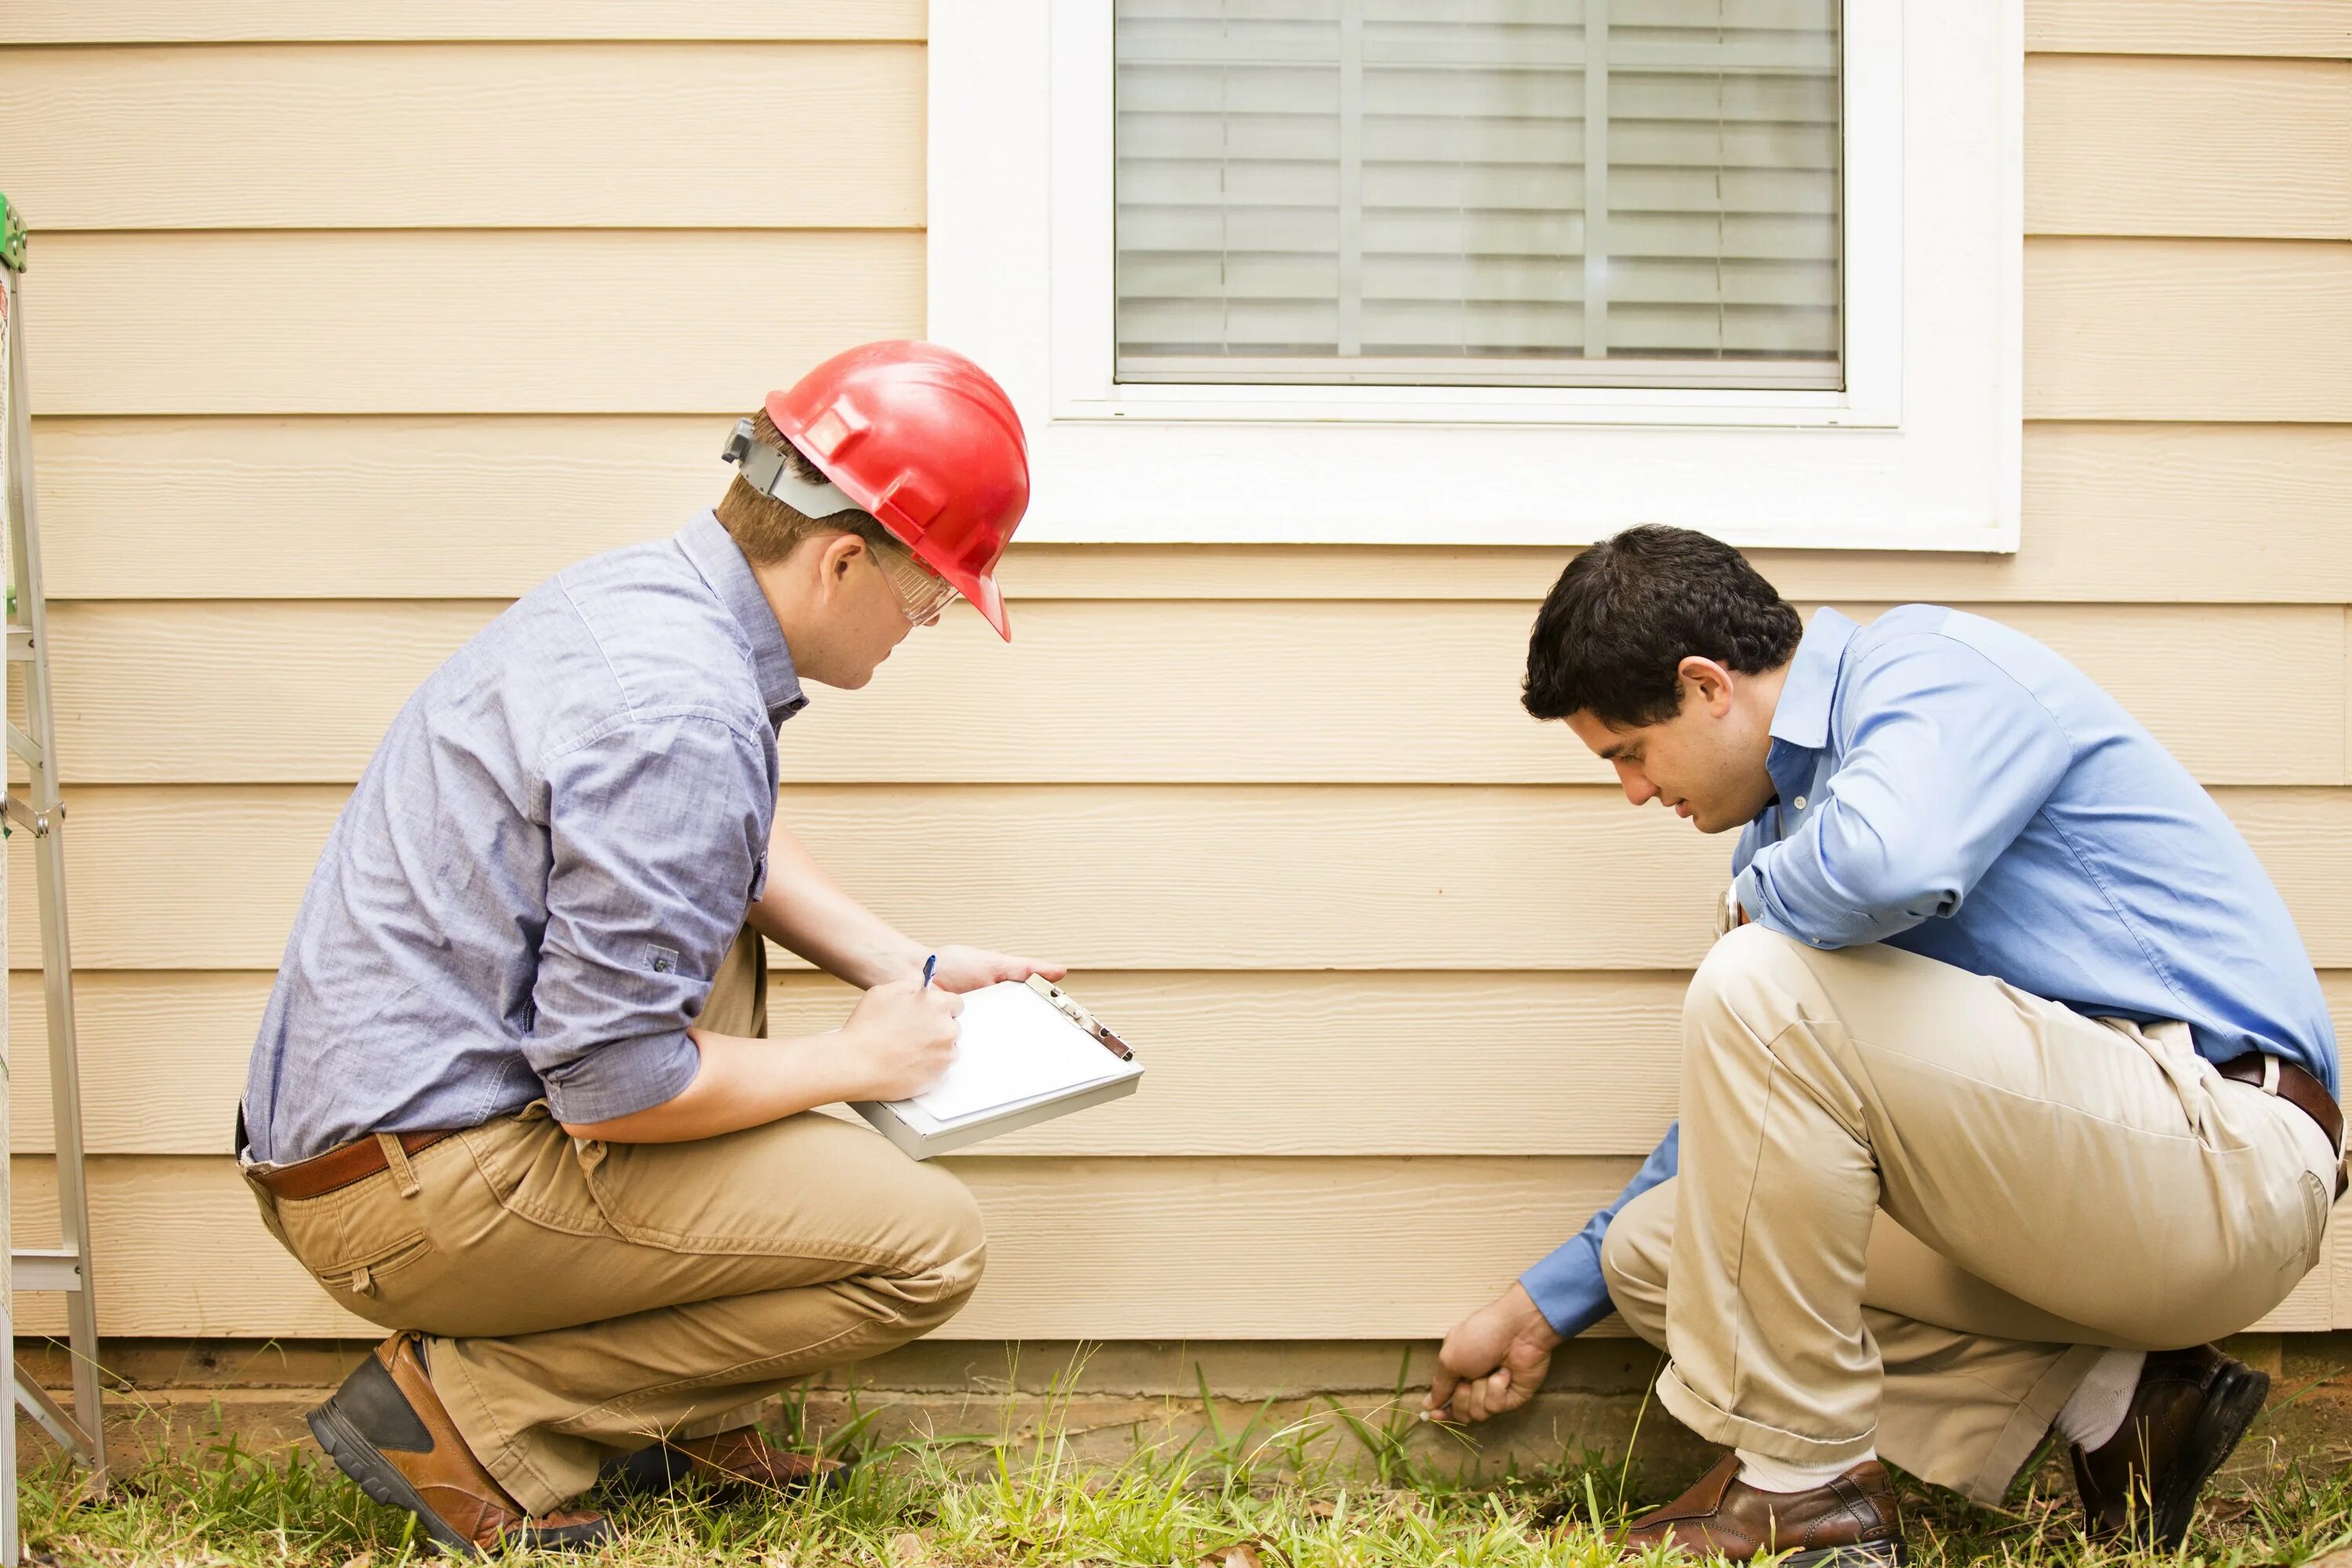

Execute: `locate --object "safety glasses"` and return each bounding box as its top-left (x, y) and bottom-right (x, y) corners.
top-left (869, 536), bottom-right (960, 626)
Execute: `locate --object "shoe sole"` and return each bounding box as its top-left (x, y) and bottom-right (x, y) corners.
top-left (2148, 1361), bottom-right (2271, 1550)
top-left (1779, 1542), bottom-right (1907, 1568)
top-left (307, 1399), bottom-right (485, 1560)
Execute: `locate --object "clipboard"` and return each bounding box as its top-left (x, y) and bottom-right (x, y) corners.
top-left (851, 975), bottom-right (1144, 1159)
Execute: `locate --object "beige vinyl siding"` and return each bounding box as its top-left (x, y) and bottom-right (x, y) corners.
top-left (4, 3), bottom-right (2352, 1345)
top-left (1, 45), bottom-right (926, 230)
top-left (18, 601), bottom-right (2346, 786)
top-left (0, 5), bottom-right (931, 45)
top-left (27, 421), bottom-right (2352, 604)
top-left (2027, 3), bottom-right (2352, 60)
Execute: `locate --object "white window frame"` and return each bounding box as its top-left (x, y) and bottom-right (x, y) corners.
top-left (929, 0), bottom-right (2022, 550)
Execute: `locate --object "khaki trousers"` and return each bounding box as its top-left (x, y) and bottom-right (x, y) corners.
top-left (248, 928), bottom-right (986, 1514)
top-left (1600, 925), bottom-right (2334, 1504)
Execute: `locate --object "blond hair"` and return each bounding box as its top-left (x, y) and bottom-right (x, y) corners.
top-left (713, 408), bottom-right (894, 564)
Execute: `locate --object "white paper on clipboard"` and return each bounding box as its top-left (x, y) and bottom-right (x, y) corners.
top-left (908, 980), bottom-right (1130, 1122)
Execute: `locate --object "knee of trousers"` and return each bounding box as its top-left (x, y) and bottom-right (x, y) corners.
top-left (1682, 924), bottom-right (1818, 1069)
top-left (1599, 1185), bottom-right (1675, 1342)
top-left (892, 1167), bottom-right (989, 1330)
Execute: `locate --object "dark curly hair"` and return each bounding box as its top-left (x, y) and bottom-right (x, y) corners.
top-left (1523, 525), bottom-right (1802, 727)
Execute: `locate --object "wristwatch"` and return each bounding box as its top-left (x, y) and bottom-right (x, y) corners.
top-left (1714, 882), bottom-right (1746, 938)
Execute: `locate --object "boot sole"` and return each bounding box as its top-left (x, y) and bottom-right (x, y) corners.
top-left (1780, 1543), bottom-right (1907, 1568)
top-left (2148, 1361), bottom-right (2270, 1550)
top-left (307, 1399), bottom-right (485, 1560)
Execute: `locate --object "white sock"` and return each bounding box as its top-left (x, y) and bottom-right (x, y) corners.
top-left (1736, 1446), bottom-right (1872, 1494)
top-left (2054, 1347), bottom-right (2146, 1450)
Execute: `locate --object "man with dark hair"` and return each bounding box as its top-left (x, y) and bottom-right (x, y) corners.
top-left (1424, 526), bottom-right (2340, 1562)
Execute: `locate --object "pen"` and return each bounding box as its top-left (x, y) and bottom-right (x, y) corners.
top-left (921, 953), bottom-right (937, 989)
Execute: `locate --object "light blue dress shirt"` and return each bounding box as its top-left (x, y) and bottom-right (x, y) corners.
top-left (241, 512), bottom-right (807, 1165)
top-left (1521, 604), bottom-right (2338, 1335)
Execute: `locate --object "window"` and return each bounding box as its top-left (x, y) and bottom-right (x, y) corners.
top-left (929, 0), bottom-right (2021, 550)
top-left (1112, 2), bottom-right (1843, 391)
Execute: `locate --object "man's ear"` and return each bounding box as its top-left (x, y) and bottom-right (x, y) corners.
top-left (1678, 655), bottom-right (1737, 717)
top-left (815, 531), bottom-right (868, 594)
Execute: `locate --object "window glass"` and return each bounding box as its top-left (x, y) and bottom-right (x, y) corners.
top-left (1113, 0), bottom-right (1842, 389)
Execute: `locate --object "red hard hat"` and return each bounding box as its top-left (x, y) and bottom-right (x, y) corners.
top-left (766, 340), bottom-right (1029, 640)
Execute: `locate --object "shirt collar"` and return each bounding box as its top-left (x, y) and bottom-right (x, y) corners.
top-left (677, 510), bottom-right (808, 728)
top-left (1768, 607), bottom-right (1859, 753)
top-left (1758, 606), bottom-right (1857, 810)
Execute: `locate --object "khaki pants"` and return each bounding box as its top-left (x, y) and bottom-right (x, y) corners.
top-left (1601, 925), bottom-right (2335, 1504)
top-left (247, 929), bottom-right (985, 1513)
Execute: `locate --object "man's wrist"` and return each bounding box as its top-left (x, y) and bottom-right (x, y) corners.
top-left (837, 936), bottom-right (924, 990)
top-left (1508, 1282), bottom-right (1566, 1347)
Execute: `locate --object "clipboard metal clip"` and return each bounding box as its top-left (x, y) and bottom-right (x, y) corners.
top-left (1024, 975), bottom-right (1135, 1061)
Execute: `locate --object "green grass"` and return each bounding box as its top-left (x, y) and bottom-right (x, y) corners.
top-left (16, 1385), bottom-right (2352, 1568)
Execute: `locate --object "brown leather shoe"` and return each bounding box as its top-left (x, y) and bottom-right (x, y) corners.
top-left (673, 1426), bottom-right (848, 1493)
top-left (1616, 1453), bottom-right (1906, 1566)
top-left (307, 1333), bottom-right (610, 1558)
top-left (605, 1425), bottom-right (847, 1498)
top-left (2071, 1345), bottom-right (2270, 1549)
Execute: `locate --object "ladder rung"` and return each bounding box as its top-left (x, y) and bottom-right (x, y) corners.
top-left (11, 1250), bottom-right (83, 1294)
top-left (4, 624), bottom-right (27, 662)
top-left (5, 721), bottom-right (38, 768)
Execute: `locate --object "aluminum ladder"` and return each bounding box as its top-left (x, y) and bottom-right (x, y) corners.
top-left (0, 190), bottom-right (108, 1566)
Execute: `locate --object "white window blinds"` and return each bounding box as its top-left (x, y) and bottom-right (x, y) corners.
top-left (1112, 0), bottom-right (1842, 389)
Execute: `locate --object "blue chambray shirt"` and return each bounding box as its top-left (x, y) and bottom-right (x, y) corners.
top-left (241, 512), bottom-right (807, 1165)
top-left (1520, 604), bottom-right (2338, 1336)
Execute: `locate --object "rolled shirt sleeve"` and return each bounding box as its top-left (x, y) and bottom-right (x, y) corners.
top-left (1519, 1124), bottom-right (1682, 1338)
top-left (1736, 636), bottom-right (2073, 949)
top-left (526, 713), bottom-right (771, 1125)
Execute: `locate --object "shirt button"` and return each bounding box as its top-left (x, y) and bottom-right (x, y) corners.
top-left (1793, 796), bottom-right (1808, 810)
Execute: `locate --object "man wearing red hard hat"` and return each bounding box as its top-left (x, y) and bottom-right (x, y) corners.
top-left (238, 341), bottom-right (1051, 1553)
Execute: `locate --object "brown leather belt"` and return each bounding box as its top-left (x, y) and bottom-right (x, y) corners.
top-left (2216, 1052), bottom-right (2347, 1198)
top-left (249, 1128), bottom-right (457, 1202)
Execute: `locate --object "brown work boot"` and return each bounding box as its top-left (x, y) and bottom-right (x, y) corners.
top-left (307, 1332), bottom-right (609, 1558)
top-left (1615, 1453), bottom-right (1905, 1565)
top-left (2071, 1345), bottom-right (2270, 1549)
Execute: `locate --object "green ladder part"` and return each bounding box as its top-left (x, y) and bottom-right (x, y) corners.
top-left (0, 194), bottom-right (24, 274)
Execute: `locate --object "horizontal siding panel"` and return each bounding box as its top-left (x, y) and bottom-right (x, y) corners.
top-left (5, 1155), bottom-right (1640, 1339)
top-left (9, 971), bottom-right (1686, 1159)
top-left (32, 420), bottom-right (2352, 604)
top-left (2027, 239), bottom-right (2352, 421)
top-left (2027, 1), bottom-right (2352, 58)
top-left (3, 784), bottom-right (1714, 973)
top-left (10, 785), bottom-right (2351, 972)
top-left (2, 44), bottom-right (924, 232)
top-left (23, 232), bottom-right (924, 416)
top-left (0, 3), bottom-right (926, 43)
top-left (12, 1), bottom-right (2342, 53)
top-left (31, 601), bottom-right (2344, 787)
top-left (9, 1154), bottom-right (2343, 1338)
top-left (2027, 56), bottom-right (2352, 238)
top-left (24, 971), bottom-right (2352, 1160)
top-left (25, 234), bottom-right (2346, 419)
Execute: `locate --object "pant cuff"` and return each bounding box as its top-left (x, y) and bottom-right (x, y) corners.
top-left (425, 1337), bottom-right (569, 1518)
top-left (1655, 1362), bottom-right (1879, 1468)
top-left (673, 1399), bottom-right (770, 1443)
top-left (1950, 1342), bottom-right (2108, 1507)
